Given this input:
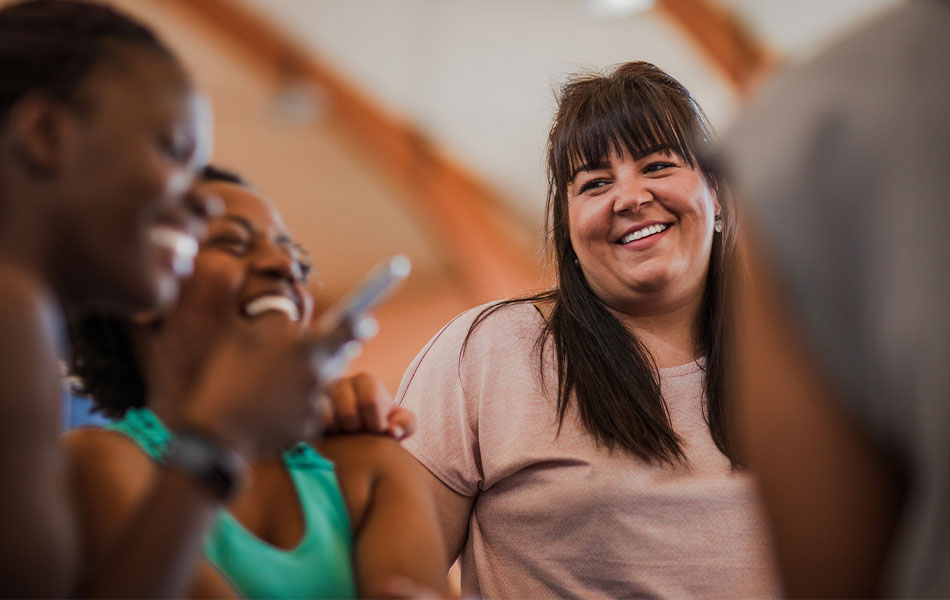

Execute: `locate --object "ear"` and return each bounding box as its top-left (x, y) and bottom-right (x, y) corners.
top-left (6, 92), bottom-right (74, 177)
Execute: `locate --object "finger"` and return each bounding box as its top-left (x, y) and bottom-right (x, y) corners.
top-left (328, 377), bottom-right (361, 432)
top-left (352, 315), bottom-right (379, 341)
top-left (352, 373), bottom-right (389, 433)
top-left (386, 406), bottom-right (417, 440)
top-left (315, 392), bottom-right (336, 435)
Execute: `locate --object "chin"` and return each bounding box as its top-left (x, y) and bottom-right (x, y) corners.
top-left (103, 274), bottom-right (180, 317)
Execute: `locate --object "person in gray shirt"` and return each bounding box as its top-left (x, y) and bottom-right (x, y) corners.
top-left (722, 0), bottom-right (949, 596)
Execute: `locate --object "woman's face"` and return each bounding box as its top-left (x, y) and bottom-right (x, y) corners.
top-left (153, 180), bottom-right (314, 361)
top-left (54, 45), bottom-right (213, 313)
top-left (567, 146), bottom-right (719, 316)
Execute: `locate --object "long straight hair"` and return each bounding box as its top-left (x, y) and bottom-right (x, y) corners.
top-left (468, 62), bottom-right (739, 465)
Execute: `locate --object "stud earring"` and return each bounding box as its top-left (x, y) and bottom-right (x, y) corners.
top-left (714, 217), bottom-right (723, 233)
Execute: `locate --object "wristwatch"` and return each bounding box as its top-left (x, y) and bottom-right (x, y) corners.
top-left (164, 428), bottom-right (248, 501)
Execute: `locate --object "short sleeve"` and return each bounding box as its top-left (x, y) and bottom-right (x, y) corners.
top-left (396, 307), bottom-right (486, 496)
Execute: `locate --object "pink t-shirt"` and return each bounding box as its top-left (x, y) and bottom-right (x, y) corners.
top-left (397, 302), bottom-right (779, 598)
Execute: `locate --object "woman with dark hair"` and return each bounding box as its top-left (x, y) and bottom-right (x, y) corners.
top-left (397, 61), bottom-right (777, 597)
top-left (65, 167), bottom-right (449, 598)
top-left (0, 2), bottom-right (385, 596)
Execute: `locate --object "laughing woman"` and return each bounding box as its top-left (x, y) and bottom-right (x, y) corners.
top-left (396, 62), bottom-right (779, 598)
top-left (65, 167), bottom-right (449, 598)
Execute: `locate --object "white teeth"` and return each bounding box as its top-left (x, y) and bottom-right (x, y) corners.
top-left (620, 223), bottom-right (668, 244)
top-left (150, 226), bottom-right (198, 276)
top-left (243, 296), bottom-right (300, 322)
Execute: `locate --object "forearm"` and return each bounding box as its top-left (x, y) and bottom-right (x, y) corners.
top-left (81, 468), bottom-right (220, 598)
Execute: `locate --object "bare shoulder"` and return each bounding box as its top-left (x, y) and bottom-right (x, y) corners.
top-left (64, 427), bottom-right (157, 497)
top-left (316, 434), bottom-right (414, 474)
top-left (0, 264), bottom-right (63, 433)
top-left (0, 262), bottom-right (59, 329)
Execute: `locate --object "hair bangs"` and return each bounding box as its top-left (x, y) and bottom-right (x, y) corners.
top-left (557, 81), bottom-right (704, 192)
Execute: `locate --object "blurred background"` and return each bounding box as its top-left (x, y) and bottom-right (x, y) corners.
top-left (49, 0), bottom-right (905, 391)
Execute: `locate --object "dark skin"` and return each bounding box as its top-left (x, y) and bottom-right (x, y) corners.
top-left (0, 45), bottom-right (416, 597)
top-left (0, 45), bottom-right (215, 598)
top-left (65, 182), bottom-right (449, 597)
top-left (734, 233), bottom-right (906, 598)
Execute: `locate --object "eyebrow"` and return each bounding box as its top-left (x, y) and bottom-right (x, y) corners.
top-left (569, 144), bottom-right (676, 182)
top-left (218, 214), bottom-right (294, 248)
top-left (219, 214), bottom-right (254, 233)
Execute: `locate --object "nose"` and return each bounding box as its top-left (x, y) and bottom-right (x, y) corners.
top-left (253, 239), bottom-right (304, 283)
top-left (612, 174), bottom-right (652, 214)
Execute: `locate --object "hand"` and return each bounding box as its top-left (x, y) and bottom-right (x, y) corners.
top-left (178, 314), bottom-right (364, 458)
top-left (322, 372), bottom-right (416, 440)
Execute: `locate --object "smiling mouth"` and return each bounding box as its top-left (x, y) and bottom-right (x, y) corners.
top-left (618, 223), bottom-right (669, 244)
top-left (242, 295), bottom-right (301, 322)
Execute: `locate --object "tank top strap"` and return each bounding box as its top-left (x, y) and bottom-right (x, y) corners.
top-left (107, 407), bottom-right (172, 462)
top-left (281, 442), bottom-right (335, 470)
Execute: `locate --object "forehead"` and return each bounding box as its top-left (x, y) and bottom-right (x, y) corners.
top-left (80, 44), bottom-right (190, 108)
top-left (201, 181), bottom-right (287, 233)
top-left (78, 45), bottom-right (209, 145)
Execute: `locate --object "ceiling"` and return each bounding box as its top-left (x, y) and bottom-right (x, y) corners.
top-left (29, 0), bottom-right (907, 388)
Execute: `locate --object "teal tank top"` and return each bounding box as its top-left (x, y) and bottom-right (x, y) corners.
top-left (109, 408), bottom-right (358, 599)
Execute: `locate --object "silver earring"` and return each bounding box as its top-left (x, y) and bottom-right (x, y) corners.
top-left (714, 217), bottom-right (723, 233)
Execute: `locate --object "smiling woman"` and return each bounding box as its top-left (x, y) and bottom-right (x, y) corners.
top-left (0, 2), bottom-right (408, 596)
top-left (66, 166), bottom-right (449, 599)
top-left (396, 61), bottom-right (774, 598)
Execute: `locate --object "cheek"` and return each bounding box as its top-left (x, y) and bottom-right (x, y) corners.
top-left (566, 203), bottom-right (597, 251)
top-left (181, 257), bottom-right (243, 310)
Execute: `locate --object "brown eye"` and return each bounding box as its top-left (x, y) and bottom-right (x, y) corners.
top-left (206, 234), bottom-right (250, 255)
top-left (644, 162), bottom-right (675, 174)
top-left (579, 178), bottom-right (610, 193)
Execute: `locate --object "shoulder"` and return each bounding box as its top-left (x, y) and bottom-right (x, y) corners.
top-left (0, 262), bottom-right (59, 330)
top-left (423, 300), bottom-right (546, 360)
top-left (317, 434), bottom-right (411, 475)
top-left (0, 264), bottom-right (64, 432)
top-left (316, 434), bottom-right (426, 531)
top-left (64, 427), bottom-right (156, 496)
top-left (397, 300), bottom-right (546, 396)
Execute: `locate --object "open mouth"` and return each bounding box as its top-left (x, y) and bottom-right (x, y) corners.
top-left (618, 223), bottom-right (669, 245)
top-left (149, 225), bottom-right (199, 276)
top-left (242, 294), bottom-right (301, 322)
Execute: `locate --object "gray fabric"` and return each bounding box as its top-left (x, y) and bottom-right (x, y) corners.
top-left (722, 1), bottom-right (950, 596)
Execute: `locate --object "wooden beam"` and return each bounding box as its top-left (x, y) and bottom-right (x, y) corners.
top-left (161, 0), bottom-right (543, 302)
top-left (658, 0), bottom-right (775, 93)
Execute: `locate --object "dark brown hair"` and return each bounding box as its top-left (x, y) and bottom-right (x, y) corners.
top-left (0, 0), bottom-right (172, 126)
top-left (469, 61), bottom-right (739, 465)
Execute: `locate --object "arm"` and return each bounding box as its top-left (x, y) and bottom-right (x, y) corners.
top-left (735, 241), bottom-right (905, 597)
top-left (64, 429), bottom-right (238, 599)
top-left (0, 277), bottom-right (76, 597)
top-left (422, 468), bottom-right (474, 566)
top-left (318, 435), bottom-right (465, 597)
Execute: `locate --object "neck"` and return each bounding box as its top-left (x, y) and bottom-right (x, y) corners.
top-left (137, 333), bottom-right (203, 428)
top-left (608, 292), bottom-right (703, 369)
top-left (0, 205), bottom-right (55, 290)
